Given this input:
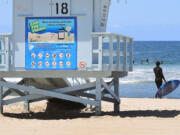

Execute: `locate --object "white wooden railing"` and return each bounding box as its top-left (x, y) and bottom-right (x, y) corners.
top-left (92, 32), bottom-right (133, 72)
top-left (0, 33), bottom-right (133, 72)
top-left (0, 34), bottom-right (11, 71)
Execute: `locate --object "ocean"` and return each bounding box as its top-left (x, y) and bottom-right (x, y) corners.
top-left (120, 41), bottom-right (180, 98)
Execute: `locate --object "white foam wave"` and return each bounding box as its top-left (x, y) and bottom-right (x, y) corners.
top-left (120, 66), bottom-right (180, 84)
top-left (120, 80), bottom-right (154, 84)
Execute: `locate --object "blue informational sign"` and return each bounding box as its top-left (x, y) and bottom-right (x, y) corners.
top-left (25, 17), bottom-right (77, 70)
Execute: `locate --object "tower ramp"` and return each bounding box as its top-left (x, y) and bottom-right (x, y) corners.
top-left (25, 78), bottom-right (92, 109)
top-left (27, 78), bottom-right (71, 90)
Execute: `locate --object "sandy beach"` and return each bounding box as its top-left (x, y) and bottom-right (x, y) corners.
top-left (0, 98), bottom-right (180, 135)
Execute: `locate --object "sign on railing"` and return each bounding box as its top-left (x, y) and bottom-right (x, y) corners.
top-left (25, 17), bottom-right (77, 70)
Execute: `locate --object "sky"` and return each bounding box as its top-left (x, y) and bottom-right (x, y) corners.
top-left (107, 0), bottom-right (180, 41)
top-left (0, 0), bottom-right (180, 41)
top-left (0, 0), bottom-right (12, 33)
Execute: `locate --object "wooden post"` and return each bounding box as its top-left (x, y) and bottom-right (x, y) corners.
top-left (24, 91), bottom-right (30, 112)
top-left (24, 79), bottom-right (30, 112)
top-left (0, 81), bottom-right (3, 114)
top-left (116, 36), bottom-right (120, 70)
top-left (129, 39), bottom-right (134, 71)
top-left (95, 78), bottom-right (102, 115)
top-left (114, 78), bottom-right (120, 113)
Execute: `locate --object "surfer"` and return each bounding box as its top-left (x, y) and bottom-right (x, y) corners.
top-left (146, 58), bottom-right (149, 64)
top-left (154, 61), bottom-right (167, 98)
top-left (133, 60), bottom-right (135, 64)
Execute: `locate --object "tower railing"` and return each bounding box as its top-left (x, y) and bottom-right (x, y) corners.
top-left (0, 34), bottom-right (11, 71)
top-left (92, 32), bottom-right (133, 72)
top-left (0, 33), bottom-right (133, 72)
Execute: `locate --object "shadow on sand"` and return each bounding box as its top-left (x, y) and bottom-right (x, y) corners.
top-left (2, 110), bottom-right (180, 120)
top-left (2, 99), bottom-right (180, 120)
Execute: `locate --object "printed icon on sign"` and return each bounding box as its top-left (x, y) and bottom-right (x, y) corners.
top-left (45, 61), bottom-right (50, 67)
top-left (31, 61), bottom-right (36, 66)
top-left (29, 45), bottom-right (34, 50)
top-left (38, 61), bottom-right (43, 66)
top-left (31, 53), bottom-right (36, 58)
top-left (52, 53), bottom-right (57, 58)
top-left (66, 26), bottom-right (72, 37)
top-left (59, 53), bottom-right (64, 58)
top-left (38, 53), bottom-right (43, 58)
top-left (46, 53), bottom-right (50, 58)
top-left (52, 61), bottom-right (57, 66)
top-left (58, 28), bottom-right (65, 40)
top-left (66, 61), bottom-right (71, 67)
top-left (59, 61), bottom-right (64, 67)
top-left (66, 53), bottom-right (71, 58)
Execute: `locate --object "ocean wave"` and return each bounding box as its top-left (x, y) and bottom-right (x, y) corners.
top-left (120, 67), bottom-right (180, 84)
top-left (120, 80), bottom-right (154, 84)
top-left (131, 70), bottom-right (180, 75)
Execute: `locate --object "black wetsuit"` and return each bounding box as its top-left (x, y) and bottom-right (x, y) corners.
top-left (153, 66), bottom-right (165, 88)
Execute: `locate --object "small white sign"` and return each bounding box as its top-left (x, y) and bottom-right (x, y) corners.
top-left (52, 0), bottom-right (71, 16)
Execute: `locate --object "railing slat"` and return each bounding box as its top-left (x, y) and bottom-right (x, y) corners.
top-left (98, 36), bottom-right (103, 70)
top-left (117, 36), bottom-right (120, 70)
top-left (109, 36), bottom-right (113, 70)
top-left (123, 39), bottom-right (127, 71)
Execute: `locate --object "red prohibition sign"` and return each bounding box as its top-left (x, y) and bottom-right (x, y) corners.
top-left (79, 61), bottom-right (87, 68)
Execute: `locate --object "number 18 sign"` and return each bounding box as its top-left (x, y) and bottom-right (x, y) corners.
top-left (53, 0), bottom-right (71, 16)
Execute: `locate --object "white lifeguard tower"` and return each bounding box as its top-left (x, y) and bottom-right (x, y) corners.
top-left (0, 0), bottom-right (133, 115)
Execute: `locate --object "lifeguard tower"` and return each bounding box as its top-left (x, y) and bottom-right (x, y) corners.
top-left (0, 0), bottom-right (133, 115)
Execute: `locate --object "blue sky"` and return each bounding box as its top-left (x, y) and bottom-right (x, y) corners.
top-left (0, 0), bottom-right (180, 40)
top-left (0, 0), bottom-right (12, 33)
top-left (107, 0), bottom-right (180, 41)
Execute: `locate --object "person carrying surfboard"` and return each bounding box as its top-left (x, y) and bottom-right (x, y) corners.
top-left (154, 61), bottom-right (167, 98)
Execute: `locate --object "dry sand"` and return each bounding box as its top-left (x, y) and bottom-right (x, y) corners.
top-left (0, 98), bottom-right (180, 135)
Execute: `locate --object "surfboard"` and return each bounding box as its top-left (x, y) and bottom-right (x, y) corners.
top-left (155, 80), bottom-right (180, 98)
